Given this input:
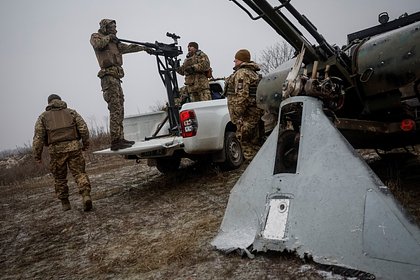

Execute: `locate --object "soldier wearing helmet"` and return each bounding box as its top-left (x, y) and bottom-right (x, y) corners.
top-left (33, 94), bottom-right (92, 211)
top-left (90, 19), bottom-right (152, 151)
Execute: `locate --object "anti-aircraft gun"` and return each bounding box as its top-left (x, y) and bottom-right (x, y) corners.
top-left (237, 0), bottom-right (420, 151)
top-left (212, 1), bottom-right (420, 279)
top-left (118, 32), bottom-right (183, 137)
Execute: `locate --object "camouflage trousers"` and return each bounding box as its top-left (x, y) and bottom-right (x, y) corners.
top-left (101, 75), bottom-right (125, 142)
top-left (189, 88), bottom-right (212, 102)
top-left (228, 104), bottom-right (264, 160)
top-left (49, 149), bottom-right (91, 200)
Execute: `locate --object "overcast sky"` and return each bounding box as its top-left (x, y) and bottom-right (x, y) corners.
top-left (0, 0), bottom-right (419, 151)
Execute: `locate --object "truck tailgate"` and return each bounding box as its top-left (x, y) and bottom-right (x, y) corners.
top-left (94, 136), bottom-right (183, 156)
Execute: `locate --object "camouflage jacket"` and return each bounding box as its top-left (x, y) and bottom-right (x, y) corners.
top-left (32, 100), bottom-right (90, 160)
top-left (177, 50), bottom-right (210, 92)
top-left (90, 31), bottom-right (148, 79)
top-left (225, 61), bottom-right (261, 115)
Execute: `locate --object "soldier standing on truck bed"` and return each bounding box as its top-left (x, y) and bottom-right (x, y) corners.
top-left (90, 19), bottom-right (152, 151)
top-left (32, 94), bottom-right (93, 212)
top-left (225, 49), bottom-right (264, 160)
top-left (177, 42), bottom-right (212, 102)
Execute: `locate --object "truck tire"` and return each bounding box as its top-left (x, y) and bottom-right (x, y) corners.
top-left (156, 157), bottom-right (181, 174)
top-left (220, 131), bottom-right (244, 171)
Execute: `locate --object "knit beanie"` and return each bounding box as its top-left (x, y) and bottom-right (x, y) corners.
top-left (235, 49), bottom-right (251, 63)
top-left (48, 94), bottom-right (61, 103)
top-left (188, 42), bottom-right (199, 49)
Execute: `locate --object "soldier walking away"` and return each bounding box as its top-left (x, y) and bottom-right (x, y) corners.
top-left (90, 19), bottom-right (151, 151)
top-left (32, 94), bottom-right (93, 212)
top-left (177, 42), bottom-right (212, 102)
top-left (225, 49), bottom-right (264, 160)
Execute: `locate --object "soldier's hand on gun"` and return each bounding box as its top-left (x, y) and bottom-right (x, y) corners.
top-left (108, 34), bottom-right (119, 43)
top-left (145, 47), bottom-right (156, 55)
top-left (185, 66), bottom-right (195, 74)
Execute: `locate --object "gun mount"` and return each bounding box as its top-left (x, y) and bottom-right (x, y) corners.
top-left (118, 32), bottom-right (183, 137)
top-left (233, 0), bottom-right (420, 150)
top-left (213, 1), bottom-right (420, 279)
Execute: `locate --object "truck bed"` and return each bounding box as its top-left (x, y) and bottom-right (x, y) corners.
top-left (94, 135), bottom-right (183, 157)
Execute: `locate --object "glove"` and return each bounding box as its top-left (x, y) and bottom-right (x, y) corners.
top-left (145, 47), bottom-right (155, 55)
top-left (185, 66), bottom-right (195, 75)
top-left (108, 34), bottom-right (119, 43)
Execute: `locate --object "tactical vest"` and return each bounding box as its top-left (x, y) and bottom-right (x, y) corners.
top-left (224, 75), bottom-right (236, 96)
top-left (94, 41), bottom-right (123, 69)
top-left (224, 71), bottom-right (261, 97)
top-left (44, 109), bottom-right (79, 145)
top-left (249, 73), bottom-right (262, 96)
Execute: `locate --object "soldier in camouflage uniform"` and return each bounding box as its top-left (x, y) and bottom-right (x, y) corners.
top-left (32, 94), bottom-right (92, 211)
top-left (90, 19), bottom-right (151, 151)
top-left (174, 86), bottom-right (191, 107)
top-left (225, 49), bottom-right (264, 160)
top-left (177, 42), bottom-right (212, 102)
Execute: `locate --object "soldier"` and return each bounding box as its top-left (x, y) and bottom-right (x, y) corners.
top-left (90, 19), bottom-right (151, 151)
top-left (225, 49), bottom-right (264, 160)
top-left (175, 86), bottom-right (191, 107)
top-left (32, 94), bottom-right (92, 211)
top-left (177, 42), bottom-right (212, 102)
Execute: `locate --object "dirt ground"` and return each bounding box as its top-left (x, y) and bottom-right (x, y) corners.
top-left (1, 152), bottom-right (419, 280)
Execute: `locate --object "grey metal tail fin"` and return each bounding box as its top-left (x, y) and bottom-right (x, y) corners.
top-left (212, 96), bottom-right (420, 279)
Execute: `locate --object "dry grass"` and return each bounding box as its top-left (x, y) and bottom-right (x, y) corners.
top-left (0, 130), bottom-right (110, 186)
top-left (1, 141), bottom-right (419, 279)
top-left (362, 149), bottom-right (420, 224)
top-left (0, 156), bottom-right (328, 280)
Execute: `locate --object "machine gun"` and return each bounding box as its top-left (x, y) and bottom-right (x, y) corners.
top-left (213, 1), bottom-right (420, 279)
top-left (118, 32), bottom-right (183, 137)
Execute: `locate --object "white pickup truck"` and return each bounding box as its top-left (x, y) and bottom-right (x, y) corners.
top-left (95, 81), bottom-right (244, 173)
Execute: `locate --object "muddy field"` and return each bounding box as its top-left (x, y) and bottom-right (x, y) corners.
top-left (0, 152), bottom-right (419, 279)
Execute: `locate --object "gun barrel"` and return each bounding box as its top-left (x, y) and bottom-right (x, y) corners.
top-left (241, 0), bottom-right (319, 62)
top-left (278, 0), bottom-right (335, 57)
top-left (117, 38), bottom-right (157, 49)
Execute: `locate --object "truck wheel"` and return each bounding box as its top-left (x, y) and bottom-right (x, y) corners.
top-left (220, 131), bottom-right (244, 171)
top-left (156, 157), bottom-right (181, 174)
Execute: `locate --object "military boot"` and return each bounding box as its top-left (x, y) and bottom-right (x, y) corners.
top-left (82, 191), bottom-right (92, 212)
top-left (121, 139), bottom-right (135, 145)
top-left (110, 140), bottom-right (133, 151)
top-left (61, 198), bottom-right (71, 211)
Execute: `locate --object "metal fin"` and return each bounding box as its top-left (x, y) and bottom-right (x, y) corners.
top-left (212, 96), bottom-right (420, 279)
